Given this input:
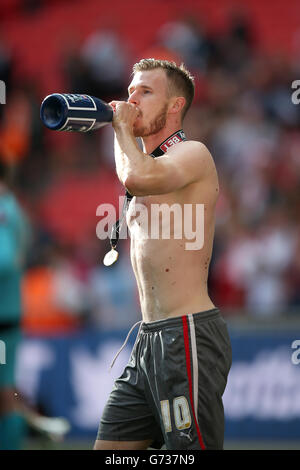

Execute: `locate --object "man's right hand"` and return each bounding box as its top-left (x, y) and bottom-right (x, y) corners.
top-left (109, 100), bottom-right (139, 132)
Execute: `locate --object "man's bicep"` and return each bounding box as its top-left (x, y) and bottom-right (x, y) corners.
top-left (125, 141), bottom-right (210, 196)
top-left (155, 142), bottom-right (209, 191)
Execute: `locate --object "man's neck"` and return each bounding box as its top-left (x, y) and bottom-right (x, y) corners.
top-left (142, 125), bottom-right (183, 154)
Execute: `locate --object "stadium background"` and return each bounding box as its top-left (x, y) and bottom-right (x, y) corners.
top-left (1, 0), bottom-right (300, 449)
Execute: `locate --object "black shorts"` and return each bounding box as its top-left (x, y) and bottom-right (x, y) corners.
top-left (97, 308), bottom-right (232, 450)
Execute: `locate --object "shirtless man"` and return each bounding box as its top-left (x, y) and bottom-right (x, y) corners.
top-left (94, 59), bottom-right (232, 450)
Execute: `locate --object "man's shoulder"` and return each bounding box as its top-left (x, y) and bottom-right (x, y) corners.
top-left (169, 139), bottom-right (211, 156)
top-left (184, 139), bottom-right (212, 154)
top-left (168, 139), bottom-right (215, 169)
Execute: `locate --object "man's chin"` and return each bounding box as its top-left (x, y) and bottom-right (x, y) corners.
top-left (133, 126), bottom-right (145, 138)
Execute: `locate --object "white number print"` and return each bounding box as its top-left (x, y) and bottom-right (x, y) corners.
top-left (160, 396), bottom-right (192, 433)
top-left (160, 400), bottom-right (172, 432)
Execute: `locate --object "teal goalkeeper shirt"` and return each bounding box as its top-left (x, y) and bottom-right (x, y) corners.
top-left (0, 190), bottom-right (29, 324)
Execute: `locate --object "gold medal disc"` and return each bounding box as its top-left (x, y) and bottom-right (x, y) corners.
top-left (103, 248), bottom-right (119, 266)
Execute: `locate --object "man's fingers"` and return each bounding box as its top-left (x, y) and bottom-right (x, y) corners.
top-left (113, 102), bottom-right (139, 115)
top-left (109, 101), bottom-right (120, 112)
top-left (111, 101), bottom-right (140, 130)
top-left (109, 100), bottom-right (128, 110)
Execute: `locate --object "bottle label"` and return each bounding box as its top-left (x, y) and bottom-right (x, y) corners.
top-left (62, 94), bottom-right (97, 110)
top-left (60, 117), bottom-right (96, 132)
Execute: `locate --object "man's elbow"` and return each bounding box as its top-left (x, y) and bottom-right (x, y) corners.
top-left (124, 173), bottom-right (145, 196)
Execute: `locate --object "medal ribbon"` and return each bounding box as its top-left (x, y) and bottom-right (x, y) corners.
top-left (105, 130), bottom-right (187, 264)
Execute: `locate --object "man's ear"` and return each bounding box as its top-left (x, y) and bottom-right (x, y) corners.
top-left (168, 96), bottom-right (186, 115)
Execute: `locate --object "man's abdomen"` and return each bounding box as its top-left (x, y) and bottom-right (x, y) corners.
top-left (130, 237), bottom-right (214, 322)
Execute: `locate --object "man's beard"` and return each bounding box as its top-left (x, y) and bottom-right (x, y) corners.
top-left (133, 103), bottom-right (168, 138)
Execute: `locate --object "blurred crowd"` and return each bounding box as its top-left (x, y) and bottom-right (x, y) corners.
top-left (1, 5), bottom-right (300, 337)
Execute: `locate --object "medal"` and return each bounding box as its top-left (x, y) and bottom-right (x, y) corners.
top-left (103, 248), bottom-right (119, 266)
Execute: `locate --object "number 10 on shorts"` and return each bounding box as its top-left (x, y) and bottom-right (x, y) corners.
top-left (160, 396), bottom-right (192, 432)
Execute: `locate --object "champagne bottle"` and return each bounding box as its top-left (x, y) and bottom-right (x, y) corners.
top-left (40, 93), bottom-right (113, 132)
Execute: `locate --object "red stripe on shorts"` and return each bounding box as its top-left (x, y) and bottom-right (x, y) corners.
top-left (182, 315), bottom-right (206, 450)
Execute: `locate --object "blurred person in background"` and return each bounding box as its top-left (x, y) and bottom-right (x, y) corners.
top-left (80, 20), bottom-right (130, 103)
top-left (22, 242), bottom-right (88, 336)
top-left (156, 12), bottom-right (220, 75)
top-left (0, 161), bottom-right (71, 449)
top-left (88, 241), bottom-right (140, 330)
top-left (0, 86), bottom-right (32, 168)
top-left (0, 159), bottom-right (30, 449)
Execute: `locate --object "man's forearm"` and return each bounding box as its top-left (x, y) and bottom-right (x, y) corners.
top-left (113, 124), bottom-right (154, 187)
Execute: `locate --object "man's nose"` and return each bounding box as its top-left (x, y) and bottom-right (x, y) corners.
top-left (128, 91), bottom-right (139, 105)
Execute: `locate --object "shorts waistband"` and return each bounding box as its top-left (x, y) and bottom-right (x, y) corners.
top-left (141, 308), bottom-right (220, 332)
